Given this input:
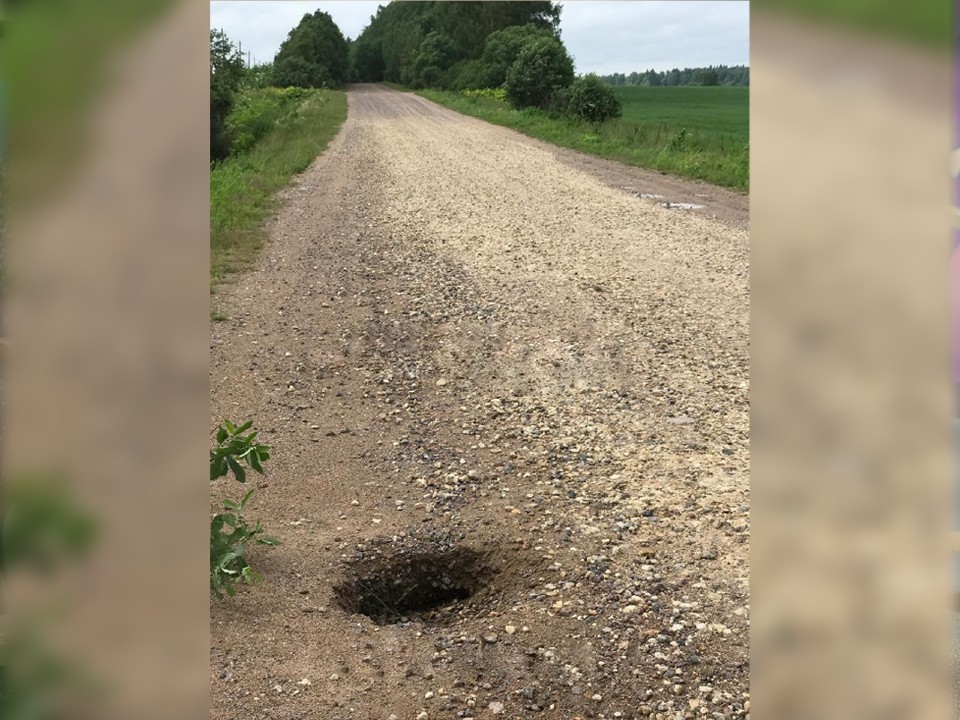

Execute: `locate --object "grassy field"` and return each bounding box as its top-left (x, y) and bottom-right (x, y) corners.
top-left (210, 87), bottom-right (347, 295)
top-left (415, 85), bottom-right (749, 191)
top-left (615, 86), bottom-right (748, 144)
top-left (755, 0), bottom-right (948, 50)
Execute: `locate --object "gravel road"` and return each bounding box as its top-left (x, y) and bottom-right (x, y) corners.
top-left (211, 85), bottom-right (749, 720)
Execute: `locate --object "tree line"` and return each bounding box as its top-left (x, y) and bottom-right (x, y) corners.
top-left (600, 65), bottom-right (749, 87)
top-left (212, 2), bottom-right (632, 162)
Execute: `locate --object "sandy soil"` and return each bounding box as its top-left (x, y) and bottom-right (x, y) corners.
top-left (210, 85), bottom-right (749, 720)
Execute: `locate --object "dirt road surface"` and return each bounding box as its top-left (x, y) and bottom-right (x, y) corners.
top-left (211, 85), bottom-right (749, 720)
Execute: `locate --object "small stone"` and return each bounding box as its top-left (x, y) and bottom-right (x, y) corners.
top-left (482, 634), bottom-right (498, 644)
top-left (622, 604), bottom-right (638, 614)
top-left (436, 379), bottom-right (448, 387)
top-left (505, 625), bottom-right (517, 635)
top-left (297, 678), bottom-right (311, 686)
top-left (424, 691), bottom-right (434, 699)
top-left (416, 713), bottom-right (428, 720)
top-left (592, 693), bottom-right (603, 701)
top-left (488, 701), bottom-right (504, 714)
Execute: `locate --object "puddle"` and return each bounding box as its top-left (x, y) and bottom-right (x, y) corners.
top-left (659, 202), bottom-right (705, 210)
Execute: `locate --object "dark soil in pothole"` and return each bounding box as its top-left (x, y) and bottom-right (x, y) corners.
top-left (333, 537), bottom-right (494, 625)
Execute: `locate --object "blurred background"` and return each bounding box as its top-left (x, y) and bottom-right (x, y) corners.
top-left (0, 0), bottom-right (954, 717)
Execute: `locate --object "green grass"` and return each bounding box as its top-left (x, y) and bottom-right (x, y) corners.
top-left (754, 0), bottom-right (949, 51)
top-left (210, 88), bottom-right (347, 290)
top-left (415, 86), bottom-right (749, 191)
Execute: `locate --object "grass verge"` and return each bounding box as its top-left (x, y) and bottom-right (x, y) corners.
top-left (211, 88), bottom-right (347, 291)
top-left (411, 87), bottom-right (748, 192)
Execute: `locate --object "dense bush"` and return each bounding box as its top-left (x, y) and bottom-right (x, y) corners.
top-left (225, 87), bottom-right (309, 155)
top-left (504, 36), bottom-right (574, 110)
top-left (271, 55), bottom-right (332, 89)
top-left (445, 59), bottom-right (487, 91)
top-left (480, 23), bottom-right (556, 88)
top-left (242, 62), bottom-right (274, 90)
top-left (565, 73), bottom-right (622, 122)
top-left (408, 32), bottom-right (459, 89)
top-left (350, 38), bottom-right (385, 82)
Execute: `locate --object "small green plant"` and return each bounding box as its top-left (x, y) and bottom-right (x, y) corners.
top-left (669, 128), bottom-right (689, 152)
top-left (210, 420), bottom-right (278, 599)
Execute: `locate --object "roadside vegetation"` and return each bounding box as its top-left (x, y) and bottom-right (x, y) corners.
top-left (210, 25), bottom-right (348, 294)
top-left (417, 86), bottom-right (748, 191)
top-left (210, 420), bottom-right (277, 600)
top-left (349, 1), bottom-right (748, 191)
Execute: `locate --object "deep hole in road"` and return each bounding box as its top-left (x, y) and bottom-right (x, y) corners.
top-left (334, 545), bottom-right (492, 625)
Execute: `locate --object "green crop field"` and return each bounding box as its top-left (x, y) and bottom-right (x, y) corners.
top-left (614, 86), bottom-right (748, 145)
top-left (416, 84), bottom-right (750, 191)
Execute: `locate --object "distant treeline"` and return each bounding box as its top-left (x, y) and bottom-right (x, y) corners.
top-left (600, 65), bottom-right (749, 87)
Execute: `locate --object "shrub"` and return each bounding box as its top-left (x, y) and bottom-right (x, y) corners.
top-left (210, 420), bottom-right (278, 599)
top-left (446, 59), bottom-right (487, 91)
top-left (271, 55), bottom-right (332, 89)
top-left (504, 36), bottom-right (574, 110)
top-left (565, 74), bottom-right (622, 123)
top-left (224, 87), bottom-right (311, 155)
top-left (481, 24), bottom-right (556, 89)
top-left (408, 31), bottom-right (458, 89)
top-left (242, 62), bottom-right (274, 90)
top-left (460, 87), bottom-right (506, 102)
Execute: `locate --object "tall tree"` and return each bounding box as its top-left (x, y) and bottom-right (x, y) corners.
top-left (210, 29), bottom-right (244, 161)
top-left (272, 10), bottom-right (349, 88)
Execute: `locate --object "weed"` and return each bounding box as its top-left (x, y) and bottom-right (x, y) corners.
top-left (210, 420), bottom-right (279, 600)
top-left (669, 128), bottom-right (688, 152)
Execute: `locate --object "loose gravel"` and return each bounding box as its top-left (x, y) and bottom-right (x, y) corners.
top-left (211, 85), bottom-right (749, 720)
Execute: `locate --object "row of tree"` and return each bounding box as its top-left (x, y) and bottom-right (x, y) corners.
top-left (600, 65), bottom-right (749, 87)
top-left (348, 2), bottom-right (561, 89)
top-left (346, 2), bottom-right (622, 122)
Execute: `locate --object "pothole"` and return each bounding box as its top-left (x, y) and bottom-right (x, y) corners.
top-left (334, 542), bottom-right (493, 625)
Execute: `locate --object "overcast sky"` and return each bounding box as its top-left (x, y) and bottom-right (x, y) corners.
top-left (210, 1), bottom-right (749, 74)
